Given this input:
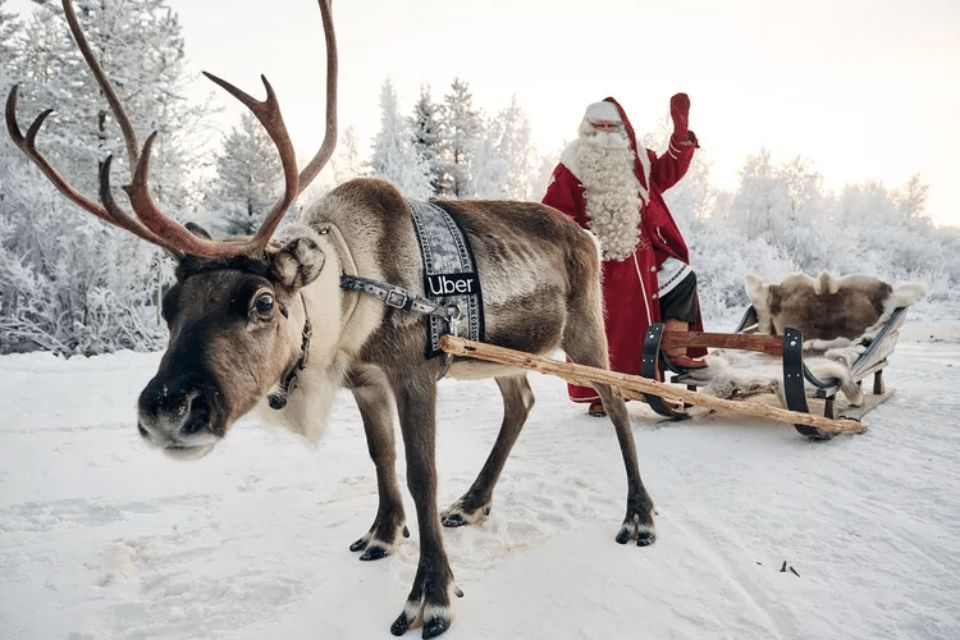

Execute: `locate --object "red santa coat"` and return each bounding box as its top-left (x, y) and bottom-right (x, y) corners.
top-left (542, 97), bottom-right (706, 402)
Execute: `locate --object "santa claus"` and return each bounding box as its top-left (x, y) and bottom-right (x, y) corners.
top-left (542, 94), bottom-right (707, 416)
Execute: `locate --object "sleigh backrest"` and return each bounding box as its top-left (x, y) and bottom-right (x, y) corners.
top-left (743, 272), bottom-right (893, 340)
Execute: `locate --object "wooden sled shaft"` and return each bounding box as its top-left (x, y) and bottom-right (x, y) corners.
top-left (660, 331), bottom-right (784, 356)
top-left (439, 335), bottom-right (865, 436)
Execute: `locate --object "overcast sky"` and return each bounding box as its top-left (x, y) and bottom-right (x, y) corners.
top-left (10, 0), bottom-right (960, 226)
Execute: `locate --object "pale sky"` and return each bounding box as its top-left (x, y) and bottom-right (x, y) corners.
top-left (10, 0), bottom-right (960, 226)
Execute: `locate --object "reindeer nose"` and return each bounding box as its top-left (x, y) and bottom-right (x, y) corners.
top-left (180, 393), bottom-right (211, 436)
top-left (137, 375), bottom-right (217, 440)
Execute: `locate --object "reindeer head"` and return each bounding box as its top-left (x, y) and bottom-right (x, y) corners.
top-left (137, 230), bottom-right (327, 459)
top-left (6, 0), bottom-right (337, 459)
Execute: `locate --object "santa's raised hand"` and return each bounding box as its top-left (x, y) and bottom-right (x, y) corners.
top-left (670, 93), bottom-right (699, 148)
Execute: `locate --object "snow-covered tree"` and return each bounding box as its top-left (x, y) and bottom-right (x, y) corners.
top-left (471, 96), bottom-right (539, 199)
top-left (438, 78), bottom-right (482, 198)
top-left (369, 79), bottom-right (432, 199)
top-left (468, 131), bottom-right (507, 199)
top-left (532, 150), bottom-right (561, 200)
top-left (0, 0), bottom-right (18, 68)
top-left (897, 174), bottom-right (929, 225)
top-left (0, 0), bottom-right (204, 355)
top-left (332, 125), bottom-right (364, 184)
top-left (206, 112), bottom-right (283, 235)
top-left (410, 86), bottom-right (443, 195)
top-left (0, 0), bottom-right (21, 213)
top-left (728, 149), bottom-right (792, 237)
top-left (839, 177), bottom-right (946, 282)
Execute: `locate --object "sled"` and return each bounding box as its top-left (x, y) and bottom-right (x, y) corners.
top-left (637, 305), bottom-right (909, 440)
top-left (439, 336), bottom-right (867, 438)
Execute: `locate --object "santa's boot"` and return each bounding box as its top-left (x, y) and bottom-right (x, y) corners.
top-left (663, 318), bottom-right (708, 369)
top-left (587, 401), bottom-right (607, 417)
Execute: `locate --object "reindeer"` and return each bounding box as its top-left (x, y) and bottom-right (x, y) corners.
top-left (6, 1), bottom-right (657, 637)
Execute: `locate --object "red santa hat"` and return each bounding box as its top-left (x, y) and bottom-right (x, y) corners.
top-left (583, 100), bottom-right (622, 123)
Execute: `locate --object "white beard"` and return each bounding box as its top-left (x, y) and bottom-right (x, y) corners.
top-left (574, 132), bottom-right (643, 261)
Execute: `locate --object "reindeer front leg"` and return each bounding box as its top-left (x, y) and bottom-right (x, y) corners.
top-left (347, 364), bottom-right (408, 560)
top-left (389, 375), bottom-right (461, 639)
top-left (441, 374), bottom-right (534, 527)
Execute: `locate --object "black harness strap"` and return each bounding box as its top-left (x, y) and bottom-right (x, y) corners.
top-left (407, 199), bottom-right (484, 358)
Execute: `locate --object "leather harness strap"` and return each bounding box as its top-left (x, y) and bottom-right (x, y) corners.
top-left (339, 274), bottom-right (460, 320)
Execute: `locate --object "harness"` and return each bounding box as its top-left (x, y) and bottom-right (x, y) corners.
top-left (406, 199), bottom-right (484, 359)
top-left (317, 200), bottom-right (484, 362)
top-left (339, 275), bottom-right (461, 320)
top-left (267, 209), bottom-right (477, 410)
top-left (336, 199), bottom-right (484, 373)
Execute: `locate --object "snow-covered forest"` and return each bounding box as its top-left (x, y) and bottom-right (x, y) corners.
top-left (1, 0), bottom-right (958, 355)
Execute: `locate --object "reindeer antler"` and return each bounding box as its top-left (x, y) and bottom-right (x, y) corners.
top-left (298, 0), bottom-right (338, 194)
top-left (6, 0), bottom-right (338, 260)
top-left (117, 74), bottom-right (301, 258)
top-left (5, 85), bottom-right (183, 256)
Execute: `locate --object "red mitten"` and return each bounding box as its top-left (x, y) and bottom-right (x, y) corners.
top-left (670, 92), bottom-right (691, 142)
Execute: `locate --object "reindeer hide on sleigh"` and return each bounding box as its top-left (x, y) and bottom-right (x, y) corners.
top-left (685, 272), bottom-right (926, 407)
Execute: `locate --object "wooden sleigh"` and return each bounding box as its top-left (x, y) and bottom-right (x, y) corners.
top-left (639, 305), bottom-right (908, 439)
top-left (439, 305), bottom-right (909, 439)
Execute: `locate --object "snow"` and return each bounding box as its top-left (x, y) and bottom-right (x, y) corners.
top-left (2, 322), bottom-right (959, 639)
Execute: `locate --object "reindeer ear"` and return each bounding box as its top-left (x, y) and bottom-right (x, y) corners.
top-left (185, 221), bottom-right (212, 240)
top-left (271, 234), bottom-right (326, 289)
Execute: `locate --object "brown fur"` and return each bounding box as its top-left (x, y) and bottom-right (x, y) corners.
top-left (747, 272), bottom-right (893, 339)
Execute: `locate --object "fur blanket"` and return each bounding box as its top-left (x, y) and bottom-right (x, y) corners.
top-left (686, 272), bottom-right (926, 407)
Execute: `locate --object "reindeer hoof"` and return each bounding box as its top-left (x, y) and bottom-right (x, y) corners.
top-left (390, 612), bottom-right (409, 636)
top-left (360, 545), bottom-right (389, 561)
top-left (350, 521), bottom-right (407, 559)
top-left (636, 529), bottom-right (656, 546)
top-left (616, 519), bottom-right (656, 546)
top-left (441, 513), bottom-right (466, 527)
top-left (389, 607), bottom-right (453, 639)
top-left (350, 535), bottom-right (392, 560)
top-left (391, 584), bottom-right (458, 638)
top-left (349, 537), bottom-right (367, 552)
top-left (423, 616), bottom-right (451, 639)
top-left (440, 499), bottom-right (491, 527)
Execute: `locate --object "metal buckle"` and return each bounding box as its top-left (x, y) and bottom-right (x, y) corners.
top-left (385, 289), bottom-right (408, 309)
top-left (446, 304), bottom-right (463, 336)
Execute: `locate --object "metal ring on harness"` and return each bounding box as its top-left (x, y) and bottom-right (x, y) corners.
top-left (435, 303), bottom-right (463, 378)
top-left (445, 303), bottom-right (463, 335)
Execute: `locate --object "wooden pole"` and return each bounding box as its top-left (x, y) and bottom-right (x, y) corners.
top-left (661, 331), bottom-right (784, 356)
top-left (439, 335), bottom-right (865, 436)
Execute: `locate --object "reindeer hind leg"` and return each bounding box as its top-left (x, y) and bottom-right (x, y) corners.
top-left (562, 308), bottom-right (657, 546)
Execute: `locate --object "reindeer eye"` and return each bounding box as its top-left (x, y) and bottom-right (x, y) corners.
top-left (255, 293), bottom-right (275, 316)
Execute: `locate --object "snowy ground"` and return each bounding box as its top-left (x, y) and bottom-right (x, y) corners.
top-left (2, 317), bottom-right (959, 640)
